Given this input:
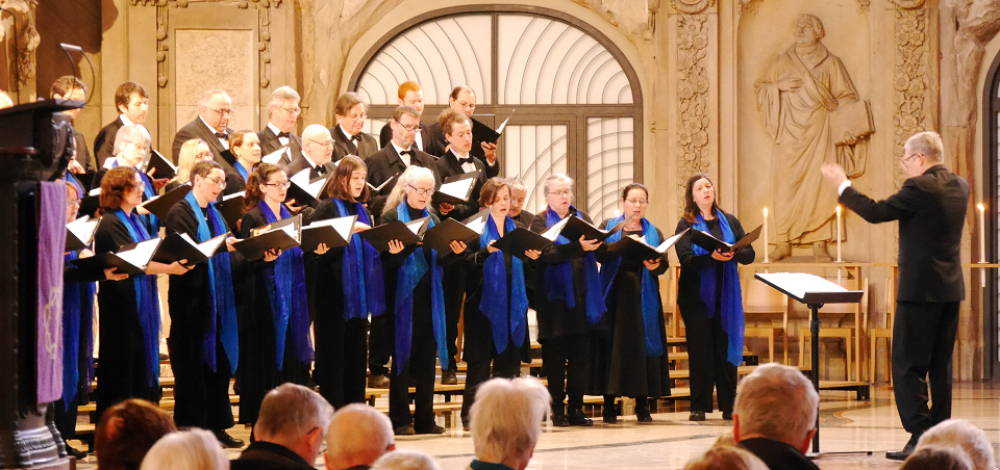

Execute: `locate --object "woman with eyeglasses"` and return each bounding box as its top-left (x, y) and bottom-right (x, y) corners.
top-left (93, 166), bottom-right (191, 422)
top-left (529, 173), bottom-right (605, 427)
top-left (237, 163), bottom-right (313, 432)
top-left (674, 173), bottom-right (754, 422)
top-left (162, 160), bottom-right (244, 447)
top-left (225, 130), bottom-right (262, 196)
top-left (166, 138), bottom-right (212, 192)
top-left (380, 165), bottom-right (467, 435)
top-left (308, 156), bottom-right (384, 408)
top-left (592, 183), bottom-right (672, 423)
top-left (91, 124), bottom-right (166, 235)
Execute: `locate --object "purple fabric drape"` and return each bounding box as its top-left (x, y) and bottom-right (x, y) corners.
top-left (38, 181), bottom-right (67, 403)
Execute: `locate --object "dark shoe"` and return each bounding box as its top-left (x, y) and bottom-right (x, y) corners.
top-left (722, 412), bottom-right (733, 421)
top-left (689, 411), bottom-right (706, 422)
top-left (551, 414), bottom-right (571, 427)
top-left (885, 444), bottom-right (915, 461)
top-left (416, 424), bottom-right (446, 435)
top-left (636, 409), bottom-right (653, 423)
top-left (602, 413), bottom-right (618, 424)
top-left (368, 374), bottom-right (390, 388)
top-left (65, 443), bottom-right (87, 460)
top-left (462, 417), bottom-right (471, 431)
top-left (567, 409), bottom-right (593, 427)
top-left (394, 424), bottom-right (416, 436)
top-left (441, 369), bottom-right (458, 385)
top-left (214, 429), bottom-right (245, 448)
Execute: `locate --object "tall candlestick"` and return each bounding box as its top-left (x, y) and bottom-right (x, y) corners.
top-left (763, 207), bottom-right (769, 264)
top-left (836, 205), bottom-right (842, 262)
top-left (978, 203), bottom-right (986, 263)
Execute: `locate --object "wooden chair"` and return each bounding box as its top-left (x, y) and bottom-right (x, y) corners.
top-left (870, 277), bottom-right (895, 385)
top-left (742, 277), bottom-right (792, 365)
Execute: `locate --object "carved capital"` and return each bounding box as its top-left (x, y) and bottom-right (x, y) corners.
top-left (890, 0), bottom-right (925, 9)
top-left (670, 0), bottom-right (715, 15)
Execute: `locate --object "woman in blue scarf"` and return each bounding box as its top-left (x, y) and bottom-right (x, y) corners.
top-left (309, 156), bottom-right (385, 408)
top-left (93, 166), bottom-right (190, 422)
top-left (380, 165), bottom-right (466, 435)
top-left (675, 173), bottom-right (755, 422)
top-left (224, 131), bottom-right (261, 196)
top-left (90, 125), bottom-right (168, 235)
top-left (593, 183), bottom-right (672, 424)
top-left (163, 161), bottom-right (244, 447)
top-left (528, 173), bottom-right (604, 427)
top-left (458, 178), bottom-right (541, 429)
top-left (238, 163), bottom-right (313, 431)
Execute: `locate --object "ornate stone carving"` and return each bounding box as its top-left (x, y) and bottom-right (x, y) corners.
top-left (0, 0), bottom-right (40, 90)
top-left (676, 12), bottom-right (711, 205)
top-left (670, 0), bottom-right (715, 14)
top-left (739, 0), bottom-right (870, 17)
top-left (892, 0), bottom-right (930, 187)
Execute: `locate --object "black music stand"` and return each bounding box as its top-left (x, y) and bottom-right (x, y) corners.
top-left (754, 272), bottom-right (864, 454)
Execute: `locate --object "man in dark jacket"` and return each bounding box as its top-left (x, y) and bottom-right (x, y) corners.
top-left (822, 130), bottom-right (969, 460)
top-left (231, 384), bottom-right (333, 470)
top-left (733, 363), bottom-right (819, 470)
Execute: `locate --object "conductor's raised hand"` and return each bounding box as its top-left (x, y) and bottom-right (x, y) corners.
top-left (711, 249), bottom-right (734, 261)
top-left (579, 235), bottom-right (601, 252)
top-left (450, 240), bottom-right (467, 254)
top-left (387, 239), bottom-right (405, 254)
top-left (821, 162), bottom-right (848, 187)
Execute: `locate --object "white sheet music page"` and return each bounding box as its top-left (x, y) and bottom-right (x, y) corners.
top-left (541, 216), bottom-right (571, 241)
top-left (405, 219), bottom-right (426, 235)
top-left (439, 178), bottom-right (475, 200)
top-left (656, 229), bottom-right (688, 253)
top-left (262, 145), bottom-right (290, 165)
top-left (756, 272), bottom-right (848, 300)
top-left (305, 215), bottom-right (356, 240)
top-left (118, 238), bottom-right (161, 269)
top-left (67, 215), bottom-right (100, 245)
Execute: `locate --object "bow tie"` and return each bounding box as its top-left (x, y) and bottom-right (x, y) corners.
top-left (456, 157), bottom-right (473, 165)
top-left (215, 132), bottom-right (229, 140)
top-left (277, 131), bottom-right (290, 138)
top-left (316, 165), bottom-right (328, 175)
top-left (350, 134), bottom-right (362, 142)
top-left (399, 149), bottom-right (413, 156)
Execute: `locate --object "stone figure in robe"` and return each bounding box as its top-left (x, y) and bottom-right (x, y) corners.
top-left (755, 14), bottom-right (867, 261)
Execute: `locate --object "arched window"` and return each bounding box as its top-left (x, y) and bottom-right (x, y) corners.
top-left (983, 50), bottom-right (1000, 379)
top-left (349, 6), bottom-right (643, 223)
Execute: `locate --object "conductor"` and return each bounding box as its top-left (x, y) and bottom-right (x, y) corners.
top-left (821, 131), bottom-right (969, 461)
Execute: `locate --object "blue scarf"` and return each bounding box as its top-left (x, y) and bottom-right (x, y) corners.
top-left (235, 161), bottom-right (250, 183)
top-left (479, 214), bottom-right (529, 353)
top-left (543, 206), bottom-right (607, 327)
top-left (183, 192), bottom-right (239, 373)
top-left (691, 210), bottom-right (745, 366)
top-left (258, 202), bottom-right (313, 370)
top-left (62, 251), bottom-right (96, 409)
top-left (333, 199), bottom-right (385, 320)
top-left (110, 159), bottom-right (158, 233)
top-left (600, 216), bottom-right (664, 357)
top-left (112, 208), bottom-right (160, 387)
top-left (394, 201), bottom-right (448, 375)
top-left (65, 171), bottom-right (85, 201)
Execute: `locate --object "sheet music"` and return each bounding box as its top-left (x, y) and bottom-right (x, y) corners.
top-left (755, 272), bottom-right (848, 300)
top-left (306, 215), bottom-right (355, 240)
top-left (439, 178), bottom-right (475, 199)
top-left (290, 169), bottom-right (327, 199)
top-left (405, 219), bottom-right (425, 235)
top-left (222, 192), bottom-right (242, 202)
top-left (262, 146), bottom-right (289, 165)
top-left (88, 187), bottom-right (101, 196)
top-left (118, 238), bottom-right (161, 269)
top-left (67, 215), bottom-right (99, 246)
top-left (279, 224), bottom-right (300, 243)
top-left (198, 235), bottom-right (227, 258)
top-left (656, 229), bottom-right (688, 253)
top-left (541, 216), bottom-right (571, 241)
top-left (496, 109), bottom-right (515, 135)
top-left (465, 217), bottom-right (487, 235)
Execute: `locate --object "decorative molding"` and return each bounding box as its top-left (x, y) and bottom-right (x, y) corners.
top-left (670, 0), bottom-right (715, 14)
top-left (890, 0), bottom-right (925, 9)
top-left (857, 0), bottom-right (871, 13)
top-left (676, 13), bottom-right (711, 206)
top-left (740, 0), bottom-right (870, 17)
top-left (891, 0), bottom-right (930, 187)
top-left (2, 0), bottom-right (40, 90)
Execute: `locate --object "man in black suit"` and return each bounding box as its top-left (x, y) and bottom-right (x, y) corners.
top-left (94, 81), bottom-right (149, 167)
top-left (330, 92), bottom-right (378, 162)
top-left (378, 81), bottom-right (433, 153)
top-left (367, 105), bottom-right (439, 221)
top-left (424, 86), bottom-right (501, 178)
top-left (822, 131), bottom-right (969, 460)
top-left (733, 363), bottom-right (819, 470)
top-left (258, 86), bottom-right (303, 168)
top-left (50, 76), bottom-right (95, 173)
top-left (507, 177), bottom-right (535, 228)
top-left (286, 124), bottom-right (336, 180)
top-left (231, 384), bottom-right (333, 470)
top-left (172, 89), bottom-right (235, 171)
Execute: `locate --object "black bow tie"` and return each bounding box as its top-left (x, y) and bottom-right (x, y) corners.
top-left (399, 149), bottom-right (413, 156)
top-left (350, 134), bottom-right (362, 142)
top-left (316, 165), bottom-right (327, 175)
top-left (215, 132), bottom-right (229, 140)
top-left (277, 131), bottom-right (290, 138)
top-left (456, 157), bottom-right (473, 165)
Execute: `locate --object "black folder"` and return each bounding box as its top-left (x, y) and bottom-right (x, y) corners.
top-left (607, 229), bottom-right (688, 263)
top-left (492, 216), bottom-right (569, 260)
top-left (140, 184), bottom-right (192, 219)
top-left (689, 224), bottom-right (762, 254)
top-left (301, 215), bottom-right (356, 253)
top-left (432, 171), bottom-right (478, 206)
top-left (75, 172), bottom-right (95, 191)
top-left (232, 214), bottom-right (302, 261)
top-left (558, 215), bottom-right (628, 242)
top-left (358, 217), bottom-right (430, 253)
top-left (65, 215), bottom-right (100, 252)
top-left (142, 150), bottom-right (177, 179)
top-left (151, 232), bottom-right (229, 266)
top-left (220, 149), bottom-right (236, 168)
top-left (422, 209), bottom-right (489, 253)
top-left (78, 188), bottom-right (101, 219)
top-left (216, 193), bottom-right (245, 231)
top-left (286, 169), bottom-right (333, 207)
top-left (471, 111), bottom-right (513, 144)
top-left (71, 238), bottom-right (163, 275)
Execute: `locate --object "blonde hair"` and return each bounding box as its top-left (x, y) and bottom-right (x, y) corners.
top-left (382, 165), bottom-right (436, 218)
top-left (139, 430), bottom-right (227, 470)
top-left (683, 446), bottom-right (769, 470)
top-left (470, 377), bottom-right (550, 464)
top-left (176, 139), bottom-right (207, 184)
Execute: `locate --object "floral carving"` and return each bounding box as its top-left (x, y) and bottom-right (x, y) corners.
top-left (892, 1), bottom-right (930, 187)
top-left (676, 13), bottom-right (711, 206)
top-left (671, 0), bottom-right (715, 14)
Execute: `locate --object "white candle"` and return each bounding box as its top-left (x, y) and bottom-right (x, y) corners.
top-left (763, 207), bottom-right (769, 264)
top-left (836, 205), bottom-right (842, 262)
top-left (978, 203), bottom-right (986, 263)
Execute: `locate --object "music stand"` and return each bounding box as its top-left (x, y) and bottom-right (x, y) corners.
top-left (754, 272), bottom-right (864, 454)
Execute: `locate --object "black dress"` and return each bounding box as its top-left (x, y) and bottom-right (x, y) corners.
top-left (237, 207), bottom-right (311, 425)
top-left (675, 212), bottom-right (754, 414)
top-left (163, 201), bottom-right (236, 432)
top-left (54, 254), bottom-right (102, 441)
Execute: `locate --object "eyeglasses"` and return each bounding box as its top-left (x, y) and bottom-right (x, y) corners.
top-left (263, 181), bottom-right (292, 189)
top-left (407, 184), bottom-right (435, 196)
top-left (900, 152), bottom-right (920, 164)
top-left (548, 189), bottom-right (572, 197)
top-left (195, 151), bottom-right (212, 160)
top-left (394, 119), bottom-right (420, 133)
top-left (67, 199), bottom-right (81, 208)
top-left (278, 105), bottom-right (302, 115)
top-left (207, 107), bottom-right (235, 117)
top-left (204, 176), bottom-right (227, 189)
top-left (308, 138), bottom-right (335, 147)
top-left (456, 100), bottom-right (476, 110)
top-left (625, 199), bottom-right (648, 206)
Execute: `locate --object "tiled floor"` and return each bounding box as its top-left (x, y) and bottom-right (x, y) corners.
top-left (74, 383), bottom-right (1000, 469)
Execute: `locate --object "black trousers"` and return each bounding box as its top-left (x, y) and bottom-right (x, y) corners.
top-left (316, 317), bottom-right (369, 408)
top-left (682, 308), bottom-right (737, 413)
top-left (369, 314), bottom-right (391, 376)
top-left (169, 336), bottom-right (235, 431)
top-left (389, 333), bottom-right (437, 430)
top-left (53, 395), bottom-right (82, 442)
top-left (442, 267), bottom-right (464, 371)
top-left (542, 333), bottom-right (590, 414)
top-left (460, 349), bottom-right (522, 419)
top-left (892, 301), bottom-right (960, 437)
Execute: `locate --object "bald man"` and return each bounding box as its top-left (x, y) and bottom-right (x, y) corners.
top-left (324, 404), bottom-right (395, 470)
top-left (286, 124), bottom-right (336, 180)
top-left (172, 89), bottom-right (235, 170)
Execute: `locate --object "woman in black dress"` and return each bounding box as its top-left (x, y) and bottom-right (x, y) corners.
top-left (528, 173), bottom-right (604, 427)
top-left (93, 166), bottom-right (190, 421)
top-left (309, 156), bottom-right (384, 408)
top-left (675, 172), bottom-right (754, 421)
top-left (237, 163), bottom-right (313, 432)
top-left (458, 178), bottom-right (541, 428)
top-left (380, 165), bottom-right (466, 435)
top-left (594, 183), bottom-right (671, 423)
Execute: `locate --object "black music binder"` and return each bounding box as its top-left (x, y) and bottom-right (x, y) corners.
top-left (422, 209), bottom-right (489, 252)
top-left (232, 214), bottom-right (302, 261)
top-left (301, 215), bottom-right (356, 253)
top-left (607, 228), bottom-right (687, 262)
top-left (358, 217), bottom-right (430, 253)
top-left (140, 184), bottom-right (192, 219)
top-left (151, 232), bottom-right (228, 266)
top-left (71, 238), bottom-right (163, 275)
top-left (65, 215), bottom-right (100, 252)
top-left (433, 171), bottom-right (478, 206)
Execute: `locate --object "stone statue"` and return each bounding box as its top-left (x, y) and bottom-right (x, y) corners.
top-left (755, 14), bottom-right (869, 261)
top-left (0, 0), bottom-right (39, 98)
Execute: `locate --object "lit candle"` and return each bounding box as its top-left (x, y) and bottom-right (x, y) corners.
top-left (978, 203), bottom-right (986, 263)
top-left (836, 205), bottom-right (842, 262)
top-left (763, 207), bottom-right (769, 264)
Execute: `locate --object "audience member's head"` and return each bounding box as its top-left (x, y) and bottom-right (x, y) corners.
top-left (199, 89), bottom-right (233, 133)
top-left (302, 124), bottom-right (334, 166)
top-left (139, 429), bottom-right (227, 470)
top-left (95, 399), bottom-right (176, 470)
top-left (900, 445), bottom-right (974, 470)
top-left (254, 383), bottom-right (334, 467)
top-left (916, 419), bottom-right (995, 470)
top-left (371, 450), bottom-right (440, 470)
top-left (115, 81), bottom-right (149, 124)
top-left (733, 363), bottom-right (818, 454)
top-left (324, 403), bottom-right (395, 470)
top-left (470, 377), bottom-right (550, 470)
top-left (712, 431), bottom-right (736, 448)
top-left (683, 446), bottom-right (769, 470)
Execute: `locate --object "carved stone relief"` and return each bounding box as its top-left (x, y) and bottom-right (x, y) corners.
top-left (0, 0), bottom-right (40, 96)
top-left (675, 12), bottom-right (711, 206)
top-left (891, 0), bottom-right (931, 188)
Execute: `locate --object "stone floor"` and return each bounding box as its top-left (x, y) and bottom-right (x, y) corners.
top-left (73, 383), bottom-right (1000, 470)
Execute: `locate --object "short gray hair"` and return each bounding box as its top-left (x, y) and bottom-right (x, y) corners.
top-left (683, 446), bottom-right (769, 470)
top-left (470, 377), bottom-right (550, 463)
top-left (905, 131), bottom-right (944, 162)
top-left (733, 363), bottom-right (818, 446)
top-left (139, 429), bottom-right (227, 470)
top-left (256, 383), bottom-right (334, 441)
top-left (917, 419), bottom-right (995, 470)
top-left (505, 177), bottom-right (527, 191)
top-left (371, 450), bottom-right (441, 470)
top-left (325, 404), bottom-right (394, 466)
top-left (901, 445), bottom-right (974, 470)
top-left (267, 86), bottom-right (301, 117)
top-left (541, 173), bottom-right (574, 196)
top-left (113, 124), bottom-right (152, 156)
top-left (199, 89), bottom-right (229, 106)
